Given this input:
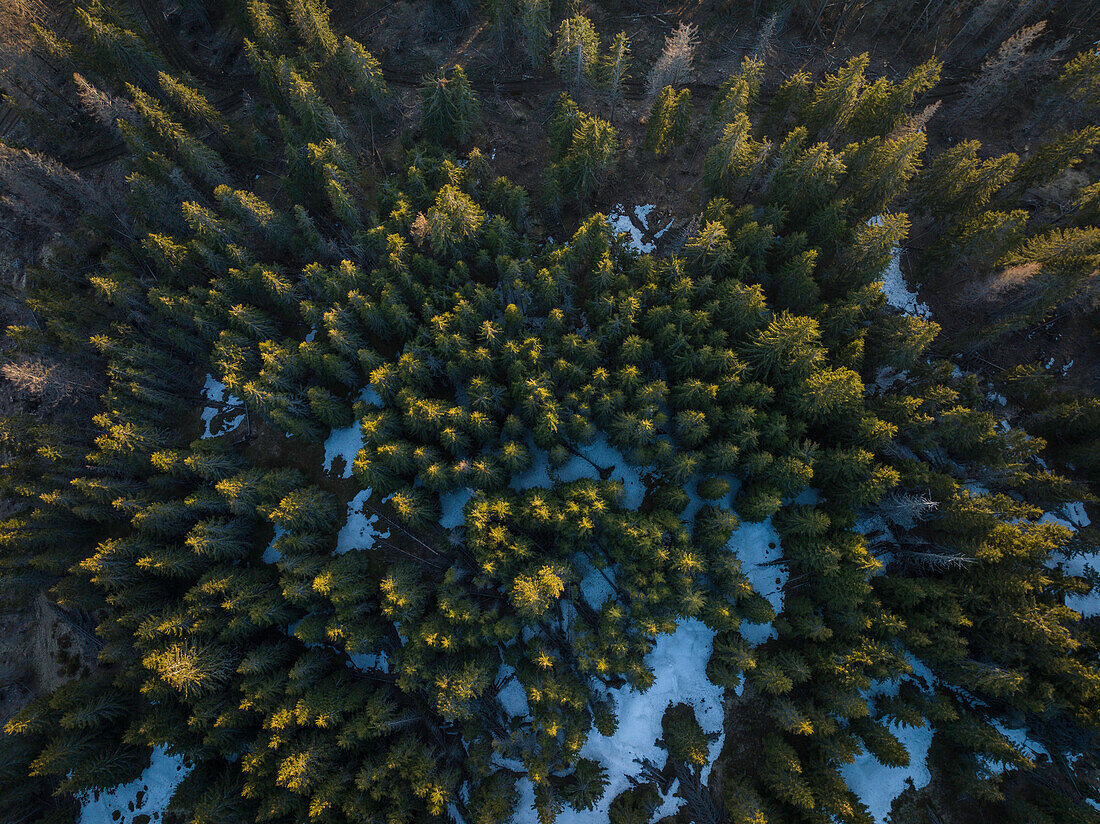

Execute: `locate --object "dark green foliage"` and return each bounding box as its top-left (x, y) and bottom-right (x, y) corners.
top-left (420, 65), bottom-right (480, 146)
top-left (0, 6), bottom-right (1098, 824)
top-left (644, 86), bottom-right (692, 157)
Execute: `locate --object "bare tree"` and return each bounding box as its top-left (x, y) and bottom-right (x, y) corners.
top-left (751, 11), bottom-right (786, 64)
top-left (879, 492), bottom-right (938, 530)
top-left (2, 357), bottom-right (91, 408)
top-left (956, 21), bottom-right (1066, 120)
top-left (647, 22), bottom-right (698, 98)
top-left (890, 100), bottom-right (941, 139)
top-left (72, 72), bottom-right (133, 127)
top-left (0, 141), bottom-right (95, 231)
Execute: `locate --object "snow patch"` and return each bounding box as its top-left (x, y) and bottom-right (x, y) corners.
top-left (497, 664), bottom-right (531, 719)
top-left (727, 519), bottom-right (786, 646)
top-left (200, 374), bottom-right (245, 438)
top-left (842, 720), bottom-right (933, 824)
top-left (349, 649), bottom-right (390, 673)
top-left (510, 436), bottom-right (647, 511)
top-left (577, 558), bottom-right (618, 609)
top-left (78, 746), bottom-right (191, 824)
top-left (872, 219), bottom-right (930, 318)
top-left (336, 489), bottom-right (388, 554)
top-left (262, 525), bottom-right (286, 564)
top-left (607, 204), bottom-right (672, 255)
top-left (983, 720), bottom-right (1050, 775)
top-left (440, 487), bottom-right (474, 530)
top-left (513, 619), bottom-right (724, 824)
top-left (322, 388), bottom-right (383, 478)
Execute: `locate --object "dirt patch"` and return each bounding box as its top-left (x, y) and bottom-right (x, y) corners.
top-left (0, 594), bottom-right (102, 724)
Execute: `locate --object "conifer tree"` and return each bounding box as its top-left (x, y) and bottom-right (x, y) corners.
top-left (420, 65), bottom-right (480, 146)
top-left (647, 22), bottom-right (697, 97)
top-left (519, 0), bottom-right (551, 70)
top-left (644, 86), bottom-right (692, 158)
top-left (552, 14), bottom-right (600, 89)
top-left (603, 32), bottom-right (631, 123)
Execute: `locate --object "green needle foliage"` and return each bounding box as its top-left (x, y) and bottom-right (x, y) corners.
top-left (420, 65), bottom-right (480, 146)
top-left (0, 4), bottom-right (1098, 824)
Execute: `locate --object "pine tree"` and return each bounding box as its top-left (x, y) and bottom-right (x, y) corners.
top-left (603, 32), bottom-right (631, 123)
top-left (519, 0), bottom-right (551, 70)
top-left (1057, 48), bottom-right (1100, 115)
top-left (1013, 126), bottom-right (1100, 190)
top-left (804, 53), bottom-right (869, 137)
top-left (957, 21), bottom-right (1055, 120)
top-left (552, 14), bottom-right (600, 89)
top-left (420, 65), bottom-right (480, 146)
top-left (703, 113), bottom-right (770, 199)
top-left (647, 22), bottom-right (697, 97)
top-left (644, 86), bottom-right (692, 157)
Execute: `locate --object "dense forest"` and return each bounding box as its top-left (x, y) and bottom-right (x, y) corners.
top-left (0, 1), bottom-right (1098, 824)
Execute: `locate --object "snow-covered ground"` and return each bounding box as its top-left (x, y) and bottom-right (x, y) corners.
top-left (78, 746), bottom-right (190, 824)
top-left (842, 655), bottom-right (936, 823)
top-left (322, 387), bottom-right (383, 478)
top-left (349, 649), bottom-right (390, 673)
top-left (1043, 502), bottom-right (1097, 617)
top-left (607, 204), bottom-right (673, 254)
top-left (440, 487), bottom-right (474, 530)
top-left (511, 619), bottom-right (724, 824)
top-left (336, 488), bottom-right (388, 554)
top-left (200, 374), bottom-right (245, 438)
top-left (984, 719), bottom-right (1050, 774)
top-left (842, 720), bottom-right (933, 823)
top-left (870, 218), bottom-right (931, 318)
top-left (262, 524), bottom-right (286, 564)
top-left (726, 519), bottom-right (786, 647)
top-left (496, 664), bottom-right (531, 718)
top-left (509, 435), bottom-right (648, 511)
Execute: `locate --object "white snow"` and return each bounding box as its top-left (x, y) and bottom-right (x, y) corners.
top-left (606, 204), bottom-right (672, 255)
top-left (335, 489), bottom-right (388, 554)
top-left (983, 720), bottom-right (1050, 774)
top-left (348, 649), bottom-right (390, 673)
top-left (262, 525), bottom-right (286, 564)
top-left (841, 720), bottom-right (933, 824)
top-left (577, 557), bottom-right (618, 609)
top-left (1041, 503), bottom-right (1097, 616)
top-left (510, 436), bottom-right (647, 511)
top-left (873, 224), bottom-right (930, 318)
top-left (842, 653), bottom-right (936, 824)
top-left (511, 619), bottom-right (724, 824)
top-left (440, 487), bottom-right (474, 530)
top-left (1062, 359), bottom-right (1075, 375)
top-left (323, 420), bottom-right (362, 479)
top-left (496, 664), bottom-right (531, 719)
top-left (322, 388), bottom-right (383, 478)
top-left (77, 746), bottom-right (191, 824)
top-left (726, 519), bottom-right (786, 646)
top-left (1062, 502), bottom-right (1091, 529)
top-left (200, 374), bottom-right (245, 438)
top-left (651, 778), bottom-right (683, 820)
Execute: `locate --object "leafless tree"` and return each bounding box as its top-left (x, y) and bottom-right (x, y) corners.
top-left (2, 356), bottom-right (91, 408)
top-left (891, 100), bottom-right (941, 139)
top-left (647, 22), bottom-right (697, 98)
top-left (0, 141), bottom-right (95, 231)
top-left (879, 492), bottom-right (938, 530)
top-left (956, 21), bottom-right (1067, 120)
top-left (751, 11), bottom-right (785, 63)
top-left (72, 72), bottom-right (133, 127)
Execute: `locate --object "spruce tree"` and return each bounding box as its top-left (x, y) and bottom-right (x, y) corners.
top-left (420, 65), bottom-right (480, 146)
